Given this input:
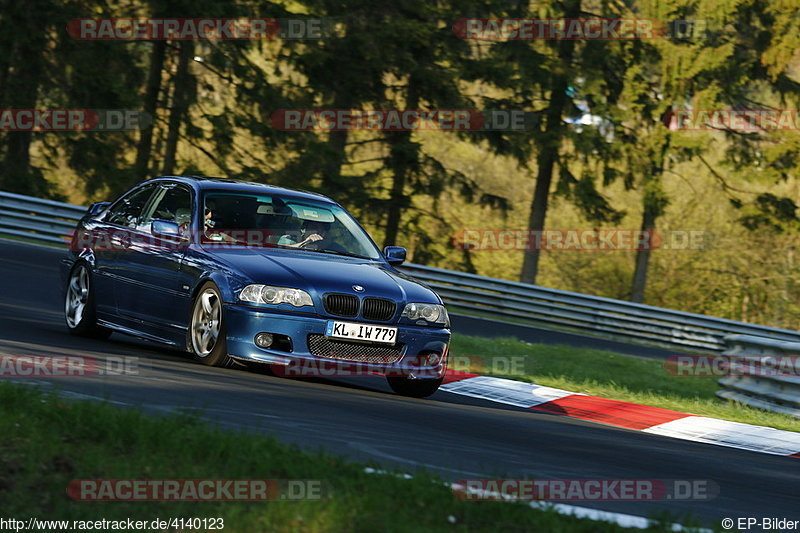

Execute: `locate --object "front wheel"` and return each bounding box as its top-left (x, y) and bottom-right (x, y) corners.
top-left (64, 263), bottom-right (111, 339)
top-left (189, 282), bottom-right (233, 367)
top-left (387, 377), bottom-right (443, 398)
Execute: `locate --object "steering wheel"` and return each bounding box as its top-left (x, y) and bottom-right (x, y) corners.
top-left (299, 239), bottom-right (323, 250)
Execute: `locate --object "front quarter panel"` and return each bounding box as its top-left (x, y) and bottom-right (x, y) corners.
top-left (181, 246), bottom-right (252, 306)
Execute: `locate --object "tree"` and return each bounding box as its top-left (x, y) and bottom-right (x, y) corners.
top-left (467, 0), bottom-right (628, 284)
top-left (618, 0), bottom-right (800, 303)
top-left (280, 0), bottom-right (512, 251)
top-left (0, 0), bottom-right (56, 196)
top-left (162, 40), bottom-right (195, 175)
top-left (133, 40), bottom-right (167, 184)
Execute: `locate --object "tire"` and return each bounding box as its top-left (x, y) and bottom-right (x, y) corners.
top-left (386, 376), bottom-right (443, 398)
top-left (64, 263), bottom-right (112, 339)
top-left (188, 282), bottom-right (233, 367)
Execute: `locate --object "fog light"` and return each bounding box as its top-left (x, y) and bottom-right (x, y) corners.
top-left (255, 333), bottom-right (274, 348)
top-left (425, 353), bottom-right (441, 366)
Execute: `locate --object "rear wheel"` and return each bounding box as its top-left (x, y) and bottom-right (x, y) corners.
top-left (387, 376), bottom-right (443, 398)
top-left (64, 263), bottom-right (111, 339)
top-left (189, 282), bottom-right (233, 367)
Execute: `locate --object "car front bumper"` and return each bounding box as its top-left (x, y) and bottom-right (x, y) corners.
top-left (224, 303), bottom-right (451, 379)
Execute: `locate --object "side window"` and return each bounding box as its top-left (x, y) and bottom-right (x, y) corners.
top-left (142, 185), bottom-right (193, 234)
top-left (142, 186), bottom-right (192, 225)
top-left (105, 185), bottom-right (157, 228)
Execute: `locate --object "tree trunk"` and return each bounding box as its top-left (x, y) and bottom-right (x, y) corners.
top-left (520, 141), bottom-right (559, 284)
top-left (0, 31), bottom-right (45, 195)
top-left (382, 81), bottom-right (420, 248)
top-left (630, 134), bottom-right (671, 303)
top-left (519, 0), bottom-right (581, 284)
top-left (162, 41), bottom-right (194, 175)
top-left (630, 201), bottom-right (658, 303)
top-left (133, 40), bottom-right (166, 184)
top-left (320, 126), bottom-right (348, 194)
top-left (0, 0), bottom-right (21, 104)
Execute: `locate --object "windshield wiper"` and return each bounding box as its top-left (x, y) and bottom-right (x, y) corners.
top-left (311, 248), bottom-right (372, 260)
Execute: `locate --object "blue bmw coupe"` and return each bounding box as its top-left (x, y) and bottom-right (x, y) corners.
top-left (61, 177), bottom-right (450, 397)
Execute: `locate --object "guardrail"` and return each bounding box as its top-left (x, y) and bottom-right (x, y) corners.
top-left (4, 190), bottom-right (800, 352)
top-left (400, 263), bottom-right (800, 352)
top-left (716, 335), bottom-right (800, 419)
top-left (0, 191), bottom-right (86, 244)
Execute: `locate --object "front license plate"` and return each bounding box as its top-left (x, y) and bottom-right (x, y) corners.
top-left (325, 321), bottom-right (398, 344)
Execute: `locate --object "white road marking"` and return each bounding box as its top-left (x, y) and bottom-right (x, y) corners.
top-left (643, 416), bottom-right (800, 456)
top-left (441, 375), bottom-right (579, 407)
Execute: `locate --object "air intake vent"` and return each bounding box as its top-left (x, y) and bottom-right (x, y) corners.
top-left (362, 298), bottom-right (396, 321)
top-left (323, 293), bottom-right (359, 317)
top-left (308, 335), bottom-right (404, 363)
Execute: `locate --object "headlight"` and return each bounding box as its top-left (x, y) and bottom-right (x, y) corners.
top-left (401, 303), bottom-right (449, 326)
top-left (239, 284), bottom-right (313, 307)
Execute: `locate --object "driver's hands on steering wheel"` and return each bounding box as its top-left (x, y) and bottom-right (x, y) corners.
top-left (298, 233), bottom-right (323, 248)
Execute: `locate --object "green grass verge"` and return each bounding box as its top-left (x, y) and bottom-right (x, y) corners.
top-left (0, 382), bottom-right (704, 532)
top-left (450, 334), bottom-right (800, 432)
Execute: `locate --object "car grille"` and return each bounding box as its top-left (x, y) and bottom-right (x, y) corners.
top-left (362, 298), bottom-right (396, 321)
top-left (307, 334), bottom-right (404, 363)
top-left (323, 293), bottom-right (359, 317)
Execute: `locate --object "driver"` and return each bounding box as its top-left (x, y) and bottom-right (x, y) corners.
top-left (204, 204), bottom-right (237, 243)
top-left (278, 219), bottom-right (329, 248)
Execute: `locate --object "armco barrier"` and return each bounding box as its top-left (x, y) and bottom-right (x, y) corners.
top-left (400, 263), bottom-right (800, 352)
top-left (717, 335), bottom-right (800, 419)
top-left (4, 190), bottom-right (800, 353)
top-left (0, 191), bottom-right (85, 244)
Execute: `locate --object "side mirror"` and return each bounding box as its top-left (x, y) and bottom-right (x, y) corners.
top-left (87, 201), bottom-right (111, 217)
top-left (151, 219), bottom-right (185, 240)
top-left (383, 246), bottom-right (407, 265)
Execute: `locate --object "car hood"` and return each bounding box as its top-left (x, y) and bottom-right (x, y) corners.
top-left (209, 248), bottom-right (440, 304)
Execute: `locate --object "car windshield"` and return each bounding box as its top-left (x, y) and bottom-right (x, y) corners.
top-left (201, 191), bottom-right (382, 260)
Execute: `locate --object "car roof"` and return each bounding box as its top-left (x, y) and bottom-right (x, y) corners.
top-left (149, 176), bottom-right (337, 204)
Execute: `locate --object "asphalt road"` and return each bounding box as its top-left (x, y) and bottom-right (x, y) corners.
top-left (1, 239), bottom-right (797, 529)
